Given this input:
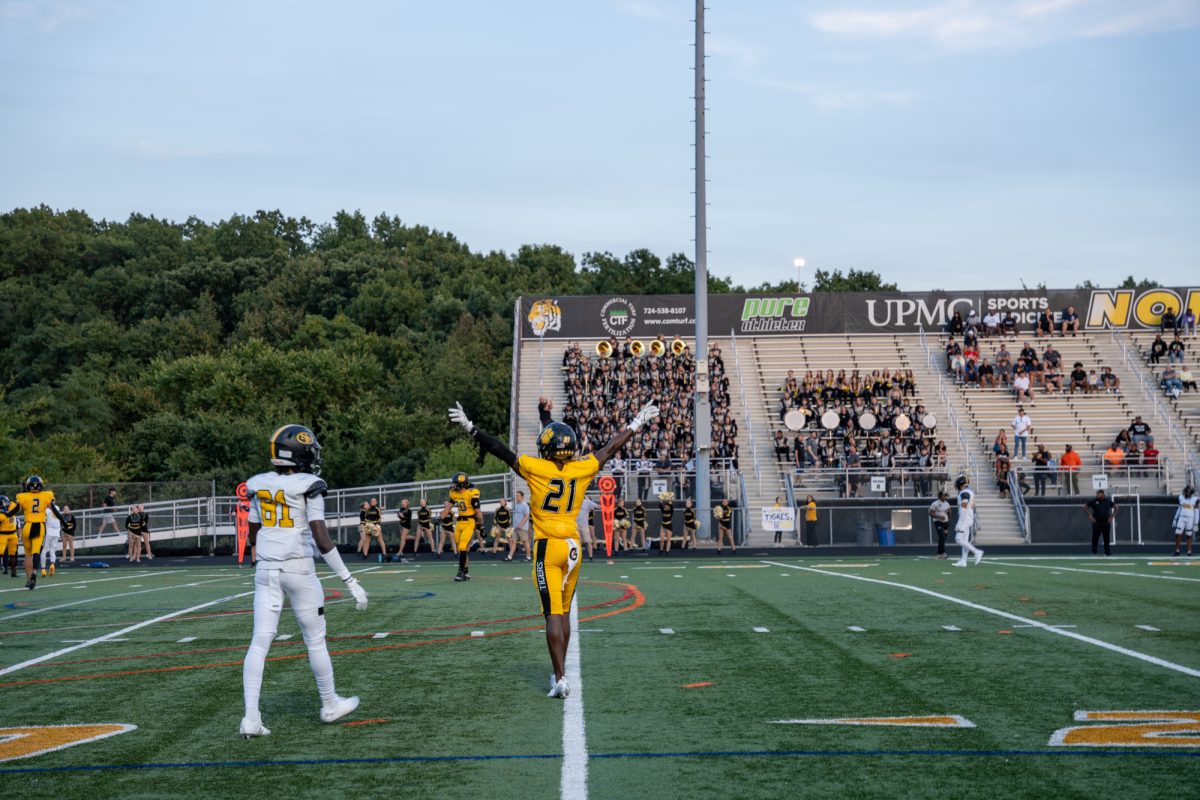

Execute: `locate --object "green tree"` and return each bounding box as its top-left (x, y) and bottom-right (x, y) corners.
top-left (811, 269), bottom-right (898, 292)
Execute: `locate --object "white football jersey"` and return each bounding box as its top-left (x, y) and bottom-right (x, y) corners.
top-left (1180, 494), bottom-right (1199, 516)
top-left (959, 487), bottom-right (975, 508)
top-left (245, 470), bottom-right (327, 562)
top-left (955, 505), bottom-right (975, 533)
top-left (45, 513), bottom-right (61, 537)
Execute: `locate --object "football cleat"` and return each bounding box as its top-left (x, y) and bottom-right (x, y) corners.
top-left (40, 569), bottom-right (47, 577)
top-left (239, 717), bottom-right (271, 739)
top-left (973, 550), bottom-right (984, 565)
top-left (454, 570), bottom-right (466, 582)
top-left (548, 678), bottom-right (571, 699)
top-left (319, 695), bottom-right (360, 724)
top-left (952, 561), bottom-right (967, 568)
top-left (49, 564), bottom-right (55, 576)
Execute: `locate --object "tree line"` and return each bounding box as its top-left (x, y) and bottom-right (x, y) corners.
top-left (0, 206), bottom-right (893, 492)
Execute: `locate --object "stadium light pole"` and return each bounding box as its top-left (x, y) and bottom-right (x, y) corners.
top-left (793, 257), bottom-right (806, 289)
top-left (693, 0), bottom-right (712, 541)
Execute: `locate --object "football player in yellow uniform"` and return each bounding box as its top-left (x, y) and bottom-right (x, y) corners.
top-left (0, 495), bottom-right (20, 578)
top-left (449, 399), bottom-right (658, 698)
top-left (13, 475), bottom-right (65, 590)
top-left (449, 472), bottom-right (482, 581)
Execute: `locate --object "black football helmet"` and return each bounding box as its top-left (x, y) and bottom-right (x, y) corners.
top-left (537, 421), bottom-right (578, 461)
top-left (1186, 485), bottom-right (1196, 498)
top-left (954, 475), bottom-right (969, 491)
top-left (453, 471), bottom-right (471, 489)
top-left (0, 495), bottom-right (9, 508)
top-left (24, 475), bottom-right (44, 492)
top-left (269, 424), bottom-right (322, 475)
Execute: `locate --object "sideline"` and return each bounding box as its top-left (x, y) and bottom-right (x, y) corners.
top-left (561, 597), bottom-right (588, 800)
top-left (761, 561), bottom-right (1200, 679)
top-left (0, 571), bottom-right (176, 595)
top-left (984, 560), bottom-right (1200, 584)
top-left (1, 576), bottom-right (240, 622)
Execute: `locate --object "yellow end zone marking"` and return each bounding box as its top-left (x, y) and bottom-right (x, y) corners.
top-left (0, 723), bottom-right (137, 763)
top-left (697, 565), bottom-right (769, 569)
top-left (1050, 710), bottom-right (1200, 747)
top-left (1147, 561), bottom-right (1200, 567)
top-left (770, 715), bottom-right (975, 728)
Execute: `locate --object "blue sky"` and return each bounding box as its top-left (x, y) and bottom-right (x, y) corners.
top-left (2, 0), bottom-right (1198, 290)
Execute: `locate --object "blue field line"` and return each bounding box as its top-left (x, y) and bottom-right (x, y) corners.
top-left (4, 747), bottom-right (1200, 774)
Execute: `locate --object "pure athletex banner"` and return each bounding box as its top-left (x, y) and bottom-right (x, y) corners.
top-left (520, 287), bottom-right (1199, 340)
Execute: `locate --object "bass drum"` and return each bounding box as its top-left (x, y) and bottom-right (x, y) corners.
top-left (820, 410), bottom-right (840, 430)
top-left (894, 413), bottom-right (912, 432)
top-left (784, 409), bottom-right (806, 431)
top-left (858, 411), bottom-right (877, 431)
top-left (922, 413), bottom-right (937, 430)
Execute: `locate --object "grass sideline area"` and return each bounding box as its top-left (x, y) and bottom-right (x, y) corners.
top-left (2, 554), bottom-right (1199, 799)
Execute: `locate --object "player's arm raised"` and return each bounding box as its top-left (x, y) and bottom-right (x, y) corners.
top-left (595, 403), bottom-right (658, 469)
top-left (448, 402), bottom-right (523, 478)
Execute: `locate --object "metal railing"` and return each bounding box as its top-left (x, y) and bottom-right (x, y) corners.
top-left (1110, 328), bottom-right (1196, 476)
top-left (729, 327), bottom-right (760, 484)
top-left (783, 462), bottom-right (961, 499)
top-left (1008, 469), bottom-right (1031, 542)
top-left (919, 327), bottom-right (981, 488)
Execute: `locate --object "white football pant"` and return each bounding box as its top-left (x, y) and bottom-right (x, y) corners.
top-left (243, 561), bottom-right (338, 722)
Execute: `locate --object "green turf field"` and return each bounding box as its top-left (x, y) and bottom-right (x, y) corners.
top-left (3, 553), bottom-right (1199, 799)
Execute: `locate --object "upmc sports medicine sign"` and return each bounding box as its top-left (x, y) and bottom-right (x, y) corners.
top-left (520, 288), bottom-right (1199, 339)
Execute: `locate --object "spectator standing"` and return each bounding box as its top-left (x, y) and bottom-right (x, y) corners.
top-left (1181, 308), bottom-right (1197, 337)
top-left (714, 498), bottom-right (736, 554)
top-left (1085, 489), bottom-right (1117, 556)
top-left (1011, 407), bottom-right (1033, 459)
top-left (1060, 444), bottom-right (1082, 495)
top-left (98, 487), bottom-right (119, 535)
top-left (929, 491), bottom-right (951, 559)
top-left (508, 490), bottom-right (532, 562)
top-left (60, 504), bottom-right (77, 562)
top-left (803, 495), bottom-right (818, 547)
top-left (125, 505), bottom-right (147, 562)
top-left (1031, 445), bottom-right (1051, 496)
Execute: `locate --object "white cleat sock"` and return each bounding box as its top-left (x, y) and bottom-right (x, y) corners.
top-left (319, 694), bottom-right (360, 723)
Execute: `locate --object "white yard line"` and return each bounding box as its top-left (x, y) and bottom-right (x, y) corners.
top-left (0, 576), bottom-right (235, 622)
top-left (0, 589), bottom-right (255, 677)
top-left (986, 560), bottom-right (1200, 584)
top-left (561, 596), bottom-right (588, 800)
top-left (762, 561), bottom-right (1200, 679)
top-left (0, 570), bottom-right (176, 594)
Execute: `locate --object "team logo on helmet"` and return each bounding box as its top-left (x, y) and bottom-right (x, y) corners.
top-left (527, 300), bottom-right (562, 338)
top-left (537, 422), bottom-right (578, 461)
top-left (295, 431), bottom-right (315, 445)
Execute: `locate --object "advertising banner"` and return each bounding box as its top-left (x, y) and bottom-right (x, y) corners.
top-left (520, 287), bottom-right (1199, 340)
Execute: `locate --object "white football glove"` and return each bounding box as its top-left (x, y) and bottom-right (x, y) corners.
top-left (627, 403), bottom-right (660, 432)
top-left (345, 576), bottom-right (368, 611)
top-left (448, 401), bottom-right (475, 433)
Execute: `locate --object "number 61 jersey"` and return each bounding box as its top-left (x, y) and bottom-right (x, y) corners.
top-left (245, 471), bottom-right (328, 561)
top-left (518, 454), bottom-right (599, 540)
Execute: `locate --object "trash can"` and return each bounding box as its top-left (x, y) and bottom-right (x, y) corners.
top-left (876, 524), bottom-right (895, 547)
top-left (855, 521), bottom-right (873, 547)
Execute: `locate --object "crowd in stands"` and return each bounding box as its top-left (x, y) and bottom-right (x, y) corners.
top-left (1146, 320), bottom-right (1197, 398)
top-left (770, 367), bottom-right (951, 497)
top-left (559, 337), bottom-right (737, 468)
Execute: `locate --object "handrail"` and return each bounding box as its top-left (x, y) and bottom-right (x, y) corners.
top-left (1110, 328), bottom-right (1197, 478)
top-left (919, 327), bottom-right (981, 488)
top-left (1008, 469), bottom-right (1030, 542)
top-left (729, 327), bottom-right (760, 484)
top-left (738, 471), bottom-right (753, 540)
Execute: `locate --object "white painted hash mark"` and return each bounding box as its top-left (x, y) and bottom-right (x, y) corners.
top-left (372, 633), bottom-right (388, 639)
top-left (753, 627), bottom-right (770, 633)
top-left (942, 625), bottom-right (961, 631)
top-left (1136, 625), bottom-right (1160, 632)
top-left (177, 636), bottom-right (198, 643)
top-left (659, 628), bottom-right (675, 635)
top-left (848, 626), bottom-right (866, 632)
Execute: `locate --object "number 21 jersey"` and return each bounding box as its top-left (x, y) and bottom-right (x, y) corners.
top-left (518, 454), bottom-right (599, 540)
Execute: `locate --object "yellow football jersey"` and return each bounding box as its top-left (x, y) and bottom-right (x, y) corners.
top-left (14, 490), bottom-right (55, 523)
top-left (449, 487), bottom-right (480, 524)
top-left (518, 454), bottom-right (599, 539)
top-left (0, 505), bottom-right (17, 533)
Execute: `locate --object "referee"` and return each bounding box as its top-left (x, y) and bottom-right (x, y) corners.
top-left (1084, 489), bottom-right (1117, 557)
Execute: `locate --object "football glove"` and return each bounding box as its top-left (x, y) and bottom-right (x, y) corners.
top-left (448, 402), bottom-right (475, 433)
top-left (627, 403), bottom-right (660, 432)
top-left (345, 576), bottom-right (369, 611)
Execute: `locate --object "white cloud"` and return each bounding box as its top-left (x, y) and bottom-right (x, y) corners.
top-left (810, 0), bottom-right (1200, 51)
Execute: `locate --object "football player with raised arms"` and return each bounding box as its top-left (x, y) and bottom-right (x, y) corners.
top-left (239, 424), bottom-right (368, 739)
top-left (449, 399), bottom-right (658, 699)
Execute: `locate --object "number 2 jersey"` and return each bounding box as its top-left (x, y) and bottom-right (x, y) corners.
top-left (518, 454), bottom-right (599, 540)
top-left (245, 470), bottom-right (327, 562)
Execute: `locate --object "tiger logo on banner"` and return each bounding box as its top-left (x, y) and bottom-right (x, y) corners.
top-left (527, 299), bottom-right (562, 337)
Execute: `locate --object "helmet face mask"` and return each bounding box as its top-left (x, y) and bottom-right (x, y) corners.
top-left (537, 422), bottom-right (578, 461)
top-left (453, 472), bottom-right (470, 489)
top-left (269, 424), bottom-right (323, 475)
top-left (24, 475), bottom-right (44, 492)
